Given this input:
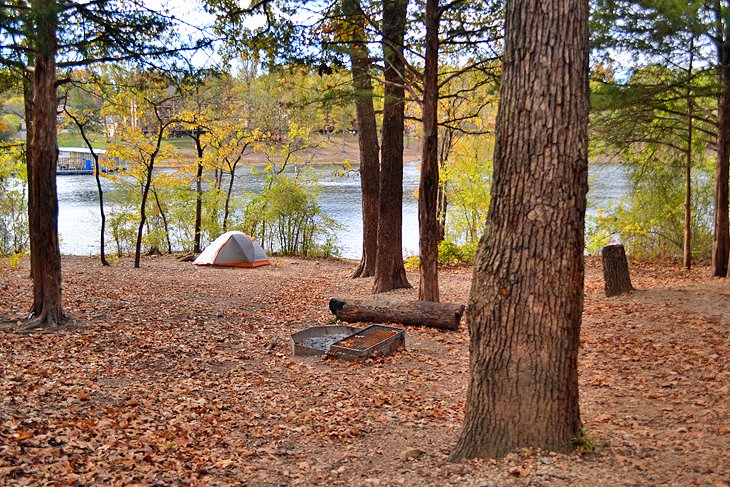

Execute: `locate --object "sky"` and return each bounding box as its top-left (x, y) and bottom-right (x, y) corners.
top-left (143, 0), bottom-right (221, 69)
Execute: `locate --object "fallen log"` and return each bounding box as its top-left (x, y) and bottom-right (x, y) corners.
top-left (329, 298), bottom-right (465, 331)
top-left (178, 253), bottom-right (198, 262)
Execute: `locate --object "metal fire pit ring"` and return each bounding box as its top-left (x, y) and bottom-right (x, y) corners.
top-left (290, 325), bottom-right (363, 356)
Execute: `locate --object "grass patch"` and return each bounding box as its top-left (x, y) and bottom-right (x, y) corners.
top-left (571, 426), bottom-right (595, 455)
top-left (57, 132), bottom-right (109, 149)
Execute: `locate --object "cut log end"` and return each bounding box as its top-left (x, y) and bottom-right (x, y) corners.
top-left (329, 298), bottom-right (346, 314)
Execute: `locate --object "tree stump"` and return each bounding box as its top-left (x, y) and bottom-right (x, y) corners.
top-left (602, 244), bottom-right (634, 297)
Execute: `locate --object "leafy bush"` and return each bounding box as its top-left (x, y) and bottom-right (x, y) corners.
top-left (0, 115), bottom-right (19, 142)
top-left (0, 150), bottom-right (29, 256)
top-left (151, 171), bottom-right (196, 251)
top-left (438, 239), bottom-right (477, 266)
top-left (404, 254), bottom-right (419, 271)
top-left (242, 171), bottom-right (339, 257)
top-left (105, 178), bottom-right (139, 256)
top-left (104, 173), bottom-right (178, 256)
top-left (105, 166), bottom-right (239, 256)
top-left (441, 134), bottom-right (493, 246)
top-left (404, 240), bottom-right (477, 269)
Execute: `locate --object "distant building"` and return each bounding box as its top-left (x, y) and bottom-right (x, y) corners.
top-left (57, 147), bottom-right (123, 175)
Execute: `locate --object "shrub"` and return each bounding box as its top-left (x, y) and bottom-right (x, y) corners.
top-left (438, 239), bottom-right (478, 266)
top-left (404, 240), bottom-right (477, 270)
top-left (242, 171), bottom-right (339, 257)
top-left (0, 151), bottom-right (29, 256)
top-left (441, 134), bottom-right (493, 247)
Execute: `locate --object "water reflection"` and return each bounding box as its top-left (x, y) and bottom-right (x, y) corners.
top-left (57, 162), bottom-right (628, 258)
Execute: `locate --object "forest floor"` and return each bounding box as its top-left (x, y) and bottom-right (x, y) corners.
top-left (0, 255), bottom-right (728, 486)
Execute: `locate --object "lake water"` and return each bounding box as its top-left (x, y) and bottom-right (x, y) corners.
top-left (57, 162), bottom-right (629, 259)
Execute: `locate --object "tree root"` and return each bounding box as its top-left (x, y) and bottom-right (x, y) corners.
top-left (372, 276), bottom-right (412, 294)
top-left (350, 262), bottom-right (374, 279)
top-left (16, 309), bottom-right (69, 334)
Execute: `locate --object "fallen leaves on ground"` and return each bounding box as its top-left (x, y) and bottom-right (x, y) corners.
top-left (0, 255), bottom-right (728, 486)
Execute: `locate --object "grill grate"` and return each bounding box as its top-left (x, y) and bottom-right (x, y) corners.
top-left (335, 327), bottom-right (398, 350)
top-left (329, 324), bottom-right (405, 361)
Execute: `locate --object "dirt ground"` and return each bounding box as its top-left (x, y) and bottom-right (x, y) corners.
top-left (0, 255), bottom-right (728, 486)
top-left (172, 133), bottom-right (424, 166)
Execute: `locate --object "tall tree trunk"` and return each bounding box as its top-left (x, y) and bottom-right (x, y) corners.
top-left (344, 0), bottom-right (381, 278)
top-left (713, 10), bottom-right (730, 277)
top-left (685, 106), bottom-right (693, 269)
top-left (23, 69), bottom-right (36, 288)
top-left (451, 0), bottom-right (589, 459)
top-left (152, 188), bottom-right (172, 253)
top-left (24, 0), bottom-right (66, 330)
top-left (134, 123), bottom-right (164, 268)
top-left (66, 109), bottom-right (110, 266)
top-left (93, 153), bottom-right (109, 266)
top-left (714, 81), bottom-right (730, 277)
top-left (134, 165), bottom-right (154, 268)
top-left (193, 128), bottom-right (204, 253)
top-left (373, 0), bottom-right (411, 293)
top-left (684, 45), bottom-right (694, 270)
top-left (418, 0), bottom-right (440, 302)
top-left (436, 128), bottom-right (455, 242)
top-left (602, 244), bottom-right (634, 297)
top-left (223, 164), bottom-right (236, 232)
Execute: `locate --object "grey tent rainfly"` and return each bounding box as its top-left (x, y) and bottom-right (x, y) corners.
top-left (194, 231), bottom-right (269, 268)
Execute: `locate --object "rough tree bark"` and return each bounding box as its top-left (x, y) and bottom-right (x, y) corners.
top-left (24, 0), bottom-right (67, 330)
top-left (373, 0), bottom-right (411, 293)
top-left (713, 13), bottom-right (730, 277)
top-left (329, 297), bottom-right (464, 330)
top-left (23, 67), bottom-right (35, 283)
top-left (344, 0), bottom-right (381, 279)
top-left (418, 0), bottom-right (441, 302)
top-left (713, 94), bottom-right (729, 276)
top-left (602, 244), bottom-right (634, 297)
top-left (451, 0), bottom-right (589, 458)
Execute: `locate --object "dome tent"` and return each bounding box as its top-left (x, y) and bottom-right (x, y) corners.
top-left (194, 231), bottom-right (269, 268)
